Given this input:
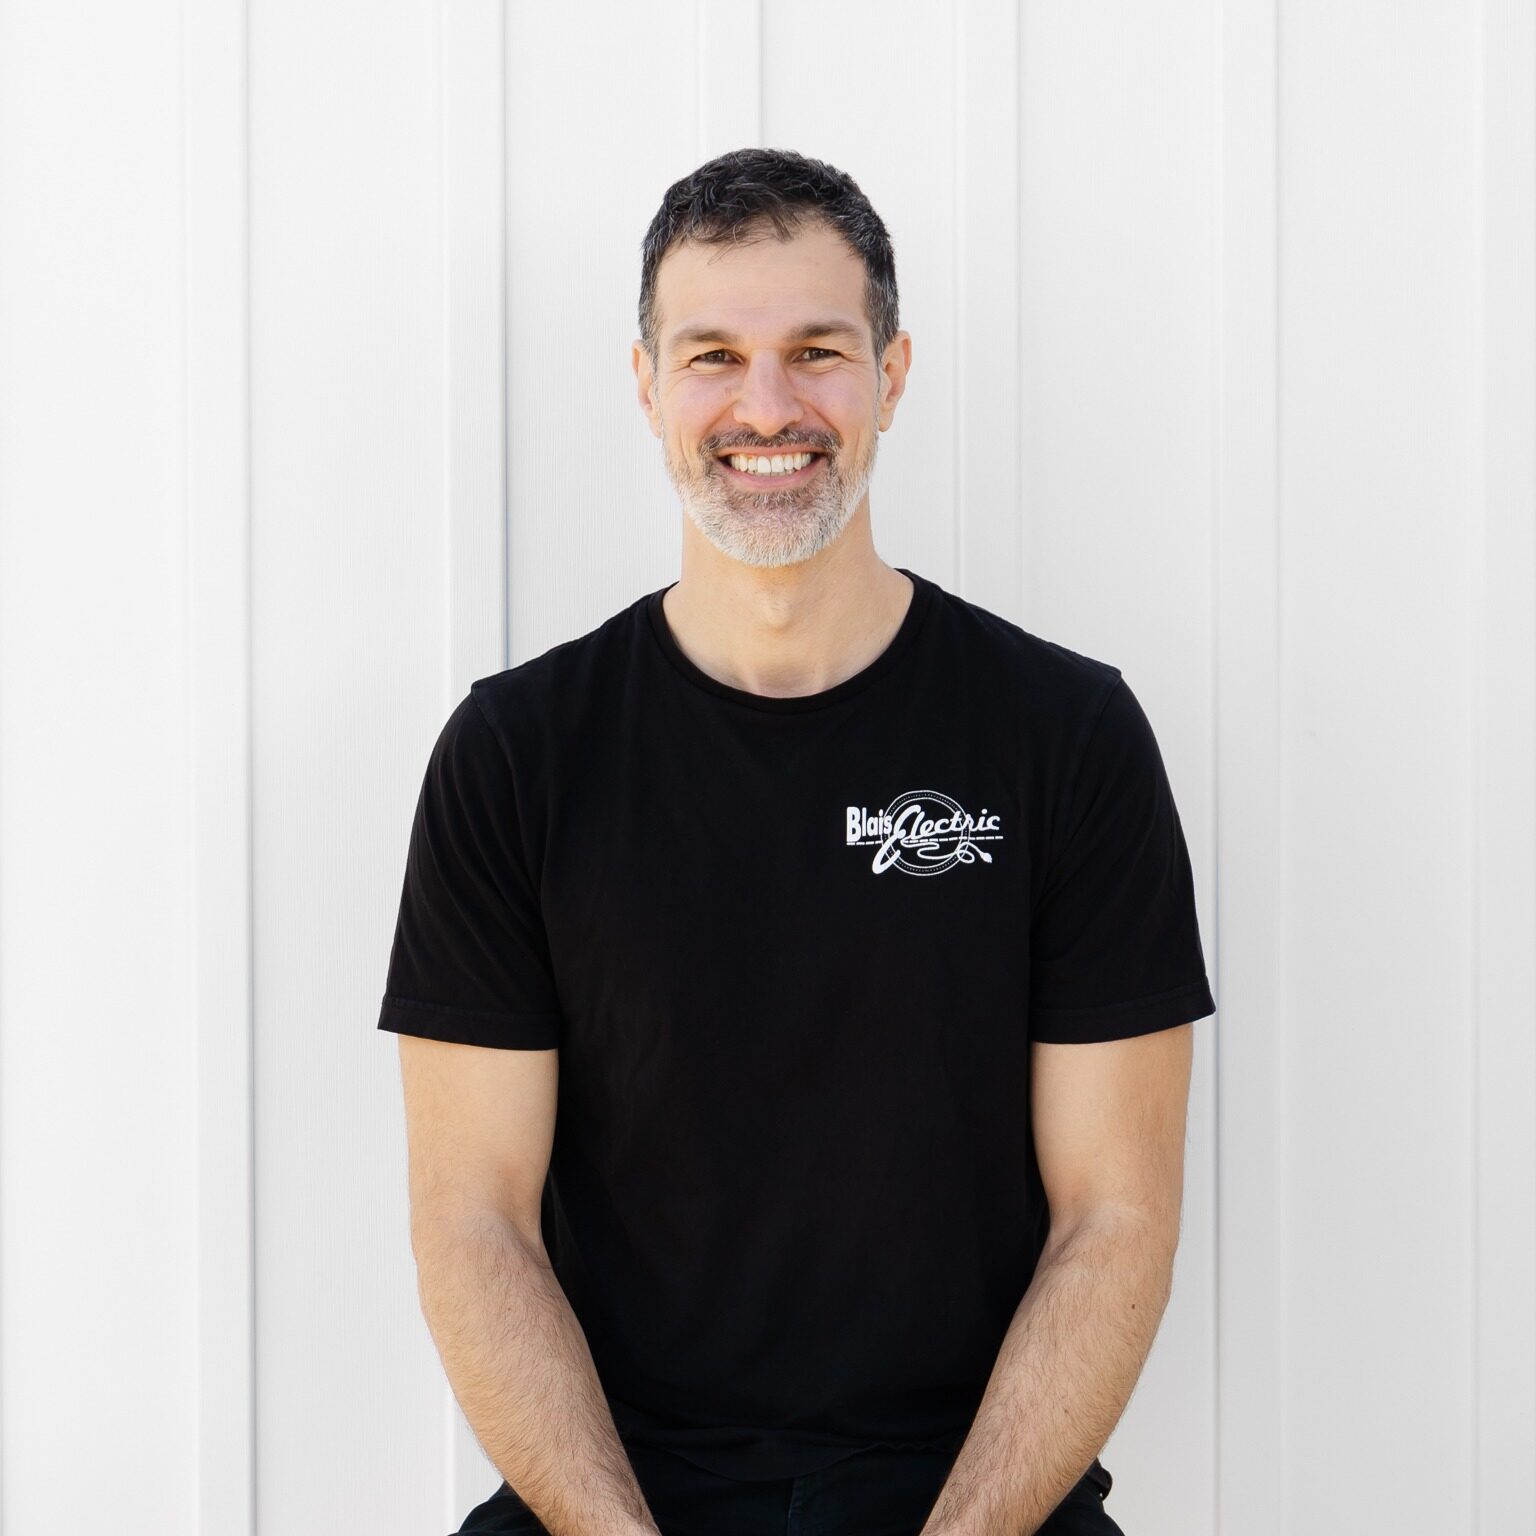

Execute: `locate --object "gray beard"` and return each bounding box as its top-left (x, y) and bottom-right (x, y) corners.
top-left (664, 429), bottom-right (879, 570)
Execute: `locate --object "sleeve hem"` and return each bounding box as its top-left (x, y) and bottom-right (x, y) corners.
top-left (377, 994), bottom-right (561, 1050)
top-left (1030, 977), bottom-right (1216, 1044)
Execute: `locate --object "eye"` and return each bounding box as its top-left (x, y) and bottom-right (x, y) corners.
top-left (689, 347), bottom-right (842, 366)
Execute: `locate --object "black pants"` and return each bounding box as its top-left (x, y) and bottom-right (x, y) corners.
top-left (455, 1440), bottom-right (1125, 1536)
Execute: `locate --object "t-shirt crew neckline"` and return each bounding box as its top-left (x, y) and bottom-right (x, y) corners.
top-left (644, 566), bottom-right (936, 715)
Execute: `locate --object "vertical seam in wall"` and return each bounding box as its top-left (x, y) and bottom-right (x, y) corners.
top-left (1018, 5), bottom-right (1028, 620)
top-left (1012, 0), bottom-right (1023, 627)
top-left (695, 0), bottom-right (705, 157)
top-left (499, 1), bottom-right (510, 672)
top-left (240, 1), bottom-right (257, 1525)
top-left (952, 2), bottom-right (963, 595)
top-left (1209, 0), bottom-right (1223, 1528)
top-left (179, 3), bottom-right (195, 1526)
top-left (186, 0), bottom-right (259, 1525)
top-left (180, 0), bottom-right (194, 1526)
top-left (1272, 0), bottom-right (1287, 1526)
top-left (439, 0), bottom-right (452, 706)
top-left (1469, 0), bottom-right (1486, 1527)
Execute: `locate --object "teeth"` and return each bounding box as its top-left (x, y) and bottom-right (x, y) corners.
top-left (727, 451), bottom-right (816, 475)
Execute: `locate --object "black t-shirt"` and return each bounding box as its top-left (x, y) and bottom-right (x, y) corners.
top-left (377, 566), bottom-right (1215, 1482)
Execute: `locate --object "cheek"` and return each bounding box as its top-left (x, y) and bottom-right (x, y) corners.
top-left (805, 375), bottom-right (873, 436)
top-left (667, 384), bottom-right (733, 449)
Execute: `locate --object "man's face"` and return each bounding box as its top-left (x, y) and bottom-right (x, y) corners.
top-left (634, 219), bottom-right (910, 570)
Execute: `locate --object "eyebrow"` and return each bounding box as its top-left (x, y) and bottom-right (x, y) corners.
top-left (668, 320), bottom-right (866, 353)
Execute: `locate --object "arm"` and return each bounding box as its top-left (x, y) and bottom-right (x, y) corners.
top-left (398, 1033), bottom-right (659, 1536)
top-left (919, 1021), bottom-right (1194, 1536)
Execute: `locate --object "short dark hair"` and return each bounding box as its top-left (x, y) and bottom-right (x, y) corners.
top-left (638, 147), bottom-right (900, 370)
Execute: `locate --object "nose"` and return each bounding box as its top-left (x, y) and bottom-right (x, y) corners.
top-left (732, 351), bottom-right (803, 439)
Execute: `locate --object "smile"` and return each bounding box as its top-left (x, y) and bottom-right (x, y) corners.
top-left (714, 451), bottom-right (826, 486)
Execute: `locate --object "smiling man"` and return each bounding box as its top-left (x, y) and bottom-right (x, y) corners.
top-left (378, 148), bottom-right (1215, 1536)
top-left (644, 213), bottom-right (888, 577)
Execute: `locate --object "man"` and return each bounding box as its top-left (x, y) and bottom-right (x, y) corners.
top-left (378, 147), bottom-right (1215, 1536)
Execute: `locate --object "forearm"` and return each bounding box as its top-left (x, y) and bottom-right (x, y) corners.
top-left (413, 1212), bottom-right (658, 1536)
top-left (919, 1210), bottom-right (1175, 1536)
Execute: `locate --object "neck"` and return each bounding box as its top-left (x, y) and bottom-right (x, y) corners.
top-left (662, 528), bottom-right (914, 701)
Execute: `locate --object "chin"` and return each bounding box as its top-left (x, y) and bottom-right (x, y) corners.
top-left (681, 494), bottom-right (858, 570)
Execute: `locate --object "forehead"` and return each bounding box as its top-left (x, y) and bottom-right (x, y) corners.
top-left (654, 220), bottom-right (867, 348)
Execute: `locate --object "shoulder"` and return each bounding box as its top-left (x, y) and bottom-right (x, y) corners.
top-left (927, 582), bottom-right (1124, 740)
top-left (466, 590), bottom-right (650, 748)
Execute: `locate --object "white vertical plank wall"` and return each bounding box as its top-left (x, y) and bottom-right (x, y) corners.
top-left (1215, 0), bottom-right (1285, 1531)
top-left (1280, 6), bottom-right (1502, 1529)
top-left (186, 0), bottom-right (257, 1532)
top-left (0, 3), bottom-right (1530, 1533)
top-left (246, 0), bottom-right (448, 1528)
top-left (0, 2), bottom-right (204, 1534)
top-left (1018, 6), bottom-right (1221, 1527)
top-left (1475, 3), bottom-right (1536, 1529)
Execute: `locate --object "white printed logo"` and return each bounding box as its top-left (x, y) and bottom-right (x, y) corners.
top-left (845, 790), bottom-right (1003, 876)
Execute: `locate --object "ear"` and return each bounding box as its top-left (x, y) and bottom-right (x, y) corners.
top-left (876, 330), bottom-right (912, 430)
top-left (632, 340), bottom-right (663, 439)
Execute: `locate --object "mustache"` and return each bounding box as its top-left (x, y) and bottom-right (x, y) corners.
top-left (706, 436), bottom-right (839, 456)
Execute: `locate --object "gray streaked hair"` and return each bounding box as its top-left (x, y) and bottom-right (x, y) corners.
top-left (638, 147), bottom-right (900, 371)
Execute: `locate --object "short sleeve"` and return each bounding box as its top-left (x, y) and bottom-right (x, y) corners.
top-left (376, 690), bottom-right (563, 1049)
top-left (1029, 675), bottom-right (1216, 1043)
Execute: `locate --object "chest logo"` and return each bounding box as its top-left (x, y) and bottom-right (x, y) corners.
top-left (845, 790), bottom-right (1003, 876)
